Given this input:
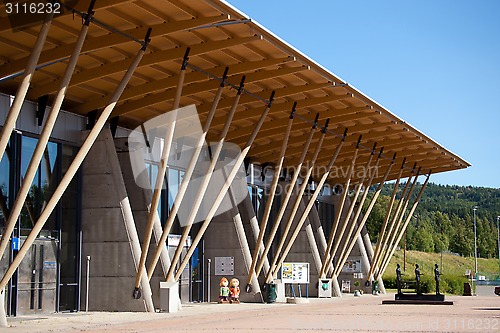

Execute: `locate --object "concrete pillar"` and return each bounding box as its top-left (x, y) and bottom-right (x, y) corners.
top-left (81, 130), bottom-right (154, 311)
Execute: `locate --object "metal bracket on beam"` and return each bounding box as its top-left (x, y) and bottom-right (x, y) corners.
top-left (289, 102), bottom-right (297, 119)
top-left (312, 113), bottom-right (319, 129)
top-left (181, 47), bottom-right (191, 70)
top-left (83, 0), bottom-right (96, 26)
top-left (141, 27), bottom-right (153, 51)
top-left (321, 118), bottom-right (330, 134)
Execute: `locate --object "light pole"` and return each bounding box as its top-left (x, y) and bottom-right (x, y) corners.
top-left (473, 206), bottom-right (478, 281)
top-left (497, 216), bottom-right (500, 275)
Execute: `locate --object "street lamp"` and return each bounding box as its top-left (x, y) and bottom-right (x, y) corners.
top-left (473, 206), bottom-right (478, 281)
top-left (497, 216), bottom-right (500, 275)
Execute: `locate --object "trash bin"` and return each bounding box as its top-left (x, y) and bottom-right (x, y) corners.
top-left (372, 280), bottom-right (379, 295)
top-left (463, 282), bottom-right (472, 296)
top-left (318, 279), bottom-right (332, 298)
top-left (265, 283), bottom-right (277, 303)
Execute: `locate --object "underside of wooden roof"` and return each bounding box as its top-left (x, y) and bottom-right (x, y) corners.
top-left (0, 0), bottom-right (470, 185)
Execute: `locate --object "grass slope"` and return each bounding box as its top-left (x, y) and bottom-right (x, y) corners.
top-left (383, 249), bottom-right (500, 279)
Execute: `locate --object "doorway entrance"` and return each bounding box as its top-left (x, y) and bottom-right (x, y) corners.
top-left (17, 238), bottom-right (58, 315)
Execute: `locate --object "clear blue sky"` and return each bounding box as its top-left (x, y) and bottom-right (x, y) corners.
top-left (226, 0), bottom-right (500, 188)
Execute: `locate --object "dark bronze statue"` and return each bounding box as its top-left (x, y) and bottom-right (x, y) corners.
top-left (396, 263), bottom-right (402, 295)
top-left (434, 263), bottom-right (442, 295)
top-left (415, 264), bottom-right (422, 295)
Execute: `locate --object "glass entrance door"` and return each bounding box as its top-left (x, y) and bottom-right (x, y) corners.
top-left (17, 238), bottom-right (58, 315)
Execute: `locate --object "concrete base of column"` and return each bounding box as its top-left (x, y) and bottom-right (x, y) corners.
top-left (0, 289), bottom-right (7, 327)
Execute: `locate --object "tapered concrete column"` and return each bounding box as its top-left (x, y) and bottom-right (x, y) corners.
top-left (0, 13), bottom-right (53, 163)
top-left (0, 11), bottom-right (93, 260)
top-left (248, 216), bottom-right (271, 275)
top-left (227, 181), bottom-right (263, 299)
top-left (308, 201), bottom-right (341, 296)
top-left (361, 228), bottom-right (386, 294)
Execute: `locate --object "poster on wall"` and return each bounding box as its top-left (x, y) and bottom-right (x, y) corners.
top-left (341, 257), bottom-right (362, 273)
top-left (281, 262), bottom-right (309, 284)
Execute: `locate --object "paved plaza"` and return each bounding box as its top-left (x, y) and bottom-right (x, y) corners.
top-left (4, 287), bottom-right (499, 333)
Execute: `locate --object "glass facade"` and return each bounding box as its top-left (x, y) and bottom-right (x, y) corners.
top-left (0, 131), bottom-right (81, 315)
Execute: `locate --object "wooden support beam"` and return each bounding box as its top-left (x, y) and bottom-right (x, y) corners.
top-left (70, 59), bottom-right (296, 115)
top-left (332, 147), bottom-right (381, 276)
top-left (0, 15), bottom-right (228, 80)
top-left (174, 91), bottom-right (275, 282)
top-left (367, 158), bottom-right (406, 281)
top-left (378, 167), bottom-right (421, 277)
top-left (265, 119), bottom-right (329, 283)
top-left (245, 103), bottom-right (295, 291)
top-left (0, 32), bottom-right (149, 303)
top-left (38, 35), bottom-right (261, 101)
top-left (0, 15), bottom-right (91, 260)
top-left (0, 14), bottom-right (52, 163)
top-left (133, 46), bottom-right (189, 293)
top-left (163, 74), bottom-right (243, 282)
top-left (253, 118), bottom-right (319, 280)
top-left (269, 125), bottom-right (347, 282)
top-left (377, 172), bottom-right (431, 278)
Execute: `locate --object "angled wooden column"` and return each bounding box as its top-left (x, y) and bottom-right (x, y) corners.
top-left (133, 47), bottom-right (190, 294)
top-left (378, 167), bottom-right (422, 277)
top-left (265, 119), bottom-right (329, 283)
top-left (0, 7), bottom-right (95, 260)
top-left (377, 172), bottom-right (431, 279)
top-left (367, 157), bottom-right (406, 281)
top-left (253, 116), bottom-right (318, 281)
top-left (164, 75), bottom-right (245, 282)
top-left (245, 103), bottom-right (296, 291)
top-left (372, 164), bottom-right (416, 277)
top-left (0, 12), bottom-right (54, 162)
top-left (173, 91), bottom-right (275, 282)
top-left (146, 68), bottom-right (232, 280)
top-left (0, 29), bottom-right (151, 301)
top-left (333, 146), bottom-right (381, 275)
top-left (338, 155), bottom-right (397, 281)
top-left (269, 124), bottom-right (351, 282)
top-left (319, 136), bottom-right (362, 278)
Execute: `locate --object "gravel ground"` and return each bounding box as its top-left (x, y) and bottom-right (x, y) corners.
top-left (4, 292), bottom-right (500, 333)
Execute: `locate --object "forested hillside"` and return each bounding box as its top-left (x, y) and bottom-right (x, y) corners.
top-left (364, 183), bottom-right (500, 259)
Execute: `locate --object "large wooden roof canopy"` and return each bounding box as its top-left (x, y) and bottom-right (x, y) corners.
top-left (0, 0), bottom-right (470, 184)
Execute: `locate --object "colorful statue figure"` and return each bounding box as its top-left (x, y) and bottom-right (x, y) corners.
top-left (219, 277), bottom-right (230, 303)
top-left (229, 278), bottom-right (241, 304)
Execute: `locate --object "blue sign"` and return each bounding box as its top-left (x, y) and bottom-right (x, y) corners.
top-left (12, 237), bottom-right (19, 251)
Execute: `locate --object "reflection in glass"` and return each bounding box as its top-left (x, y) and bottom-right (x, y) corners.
top-left (19, 137), bottom-right (59, 234)
top-left (0, 142), bottom-right (10, 231)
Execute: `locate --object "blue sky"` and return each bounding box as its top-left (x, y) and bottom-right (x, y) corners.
top-left (226, 0), bottom-right (500, 188)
